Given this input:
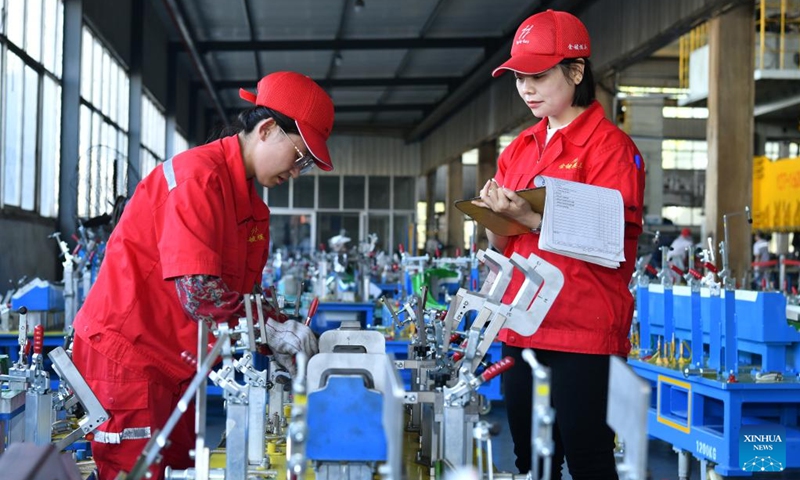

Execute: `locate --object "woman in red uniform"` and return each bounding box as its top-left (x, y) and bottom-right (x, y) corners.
top-left (72, 71), bottom-right (329, 479)
top-left (477, 11), bottom-right (645, 480)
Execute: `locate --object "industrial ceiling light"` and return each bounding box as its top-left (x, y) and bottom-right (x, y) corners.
top-left (354, 0), bottom-right (365, 12)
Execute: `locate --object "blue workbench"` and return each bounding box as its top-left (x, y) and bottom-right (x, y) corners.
top-left (310, 301), bottom-right (375, 333)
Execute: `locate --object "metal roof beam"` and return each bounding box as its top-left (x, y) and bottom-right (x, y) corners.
top-left (195, 37), bottom-right (500, 53)
top-left (225, 104), bottom-right (429, 115)
top-left (210, 77), bottom-right (459, 89)
top-left (162, 0), bottom-right (228, 124)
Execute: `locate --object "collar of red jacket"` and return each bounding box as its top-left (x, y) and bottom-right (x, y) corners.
top-left (220, 135), bottom-right (269, 224)
top-left (525, 100), bottom-right (605, 148)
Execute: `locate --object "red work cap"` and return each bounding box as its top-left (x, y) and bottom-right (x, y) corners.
top-left (681, 228), bottom-right (691, 237)
top-left (239, 72), bottom-right (335, 171)
top-left (493, 10), bottom-right (590, 78)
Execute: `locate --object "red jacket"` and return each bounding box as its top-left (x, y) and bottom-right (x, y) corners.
top-left (494, 101), bottom-right (645, 356)
top-left (73, 135), bottom-right (270, 389)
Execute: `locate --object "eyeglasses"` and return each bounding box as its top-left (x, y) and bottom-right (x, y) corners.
top-left (278, 127), bottom-right (315, 175)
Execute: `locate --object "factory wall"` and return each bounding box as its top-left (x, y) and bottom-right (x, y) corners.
top-left (323, 135), bottom-right (421, 177)
top-left (0, 218), bottom-right (60, 297)
top-left (84, 0), bottom-right (133, 67)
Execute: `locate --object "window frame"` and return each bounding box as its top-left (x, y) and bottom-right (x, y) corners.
top-left (0, 0), bottom-right (64, 217)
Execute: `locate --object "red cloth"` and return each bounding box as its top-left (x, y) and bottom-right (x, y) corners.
top-left (494, 101), bottom-right (645, 356)
top-left (174, 274), bottom-right (246, 325)
top-left (73, 135), bottom-right (269, 389)
top-left (72, 335), bottom-right (195, 480)
top-left (71, 135), bottom-right (270, 476)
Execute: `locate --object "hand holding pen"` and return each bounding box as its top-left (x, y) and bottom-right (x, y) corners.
top-left (473, 178), bottom-right (542, 232)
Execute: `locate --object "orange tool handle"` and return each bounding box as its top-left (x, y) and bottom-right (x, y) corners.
top-left (481, 356), bottom-right (515, 382)
top-left (305, 297), bottom-right (320, 326)
top-left (33, 324), bottom-right (44, 355)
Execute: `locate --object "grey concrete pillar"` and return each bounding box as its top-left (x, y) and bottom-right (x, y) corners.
top-left (705, 3), bottom-right (755, 283)
top-left (126, 0), bottom-right (144, 192)
top-left (595, 79), bottom-right (616, 121)
top-left (425, 171), bottom-right (437, 249)
top-left (165, 45), bottom-right (178, 159)
top-left (58, 0), bottom-right (82, 241)
top-left (624, 97), bottom-right (664, 223)
top-left (446, 158), bottom-right (464, 256)
top-left (476, 139), bottom-right (497, 251)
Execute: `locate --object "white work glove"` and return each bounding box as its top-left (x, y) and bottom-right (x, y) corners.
top-left (265, 318), bottom-right (318, 376)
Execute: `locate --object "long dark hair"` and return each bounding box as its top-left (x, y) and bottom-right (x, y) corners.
top-left (558, 58), bottom-right (595, 107)
top-left (206, 106), bottom-right (298, 142)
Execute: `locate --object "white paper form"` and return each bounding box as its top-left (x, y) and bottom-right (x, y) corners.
top-left (534, 175), bottom-right (625, 268)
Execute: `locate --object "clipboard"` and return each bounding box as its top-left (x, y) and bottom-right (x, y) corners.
top-left (454, 187), bottom-right (546, 236)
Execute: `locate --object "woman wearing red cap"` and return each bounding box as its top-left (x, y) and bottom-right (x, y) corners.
top-left (71, 71), bottom-right (333, 479)
top-left (476, 10), bottom-right (645, 480)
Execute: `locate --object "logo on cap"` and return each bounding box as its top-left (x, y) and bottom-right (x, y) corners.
top-left (517, 25), bottom-right (533, 45)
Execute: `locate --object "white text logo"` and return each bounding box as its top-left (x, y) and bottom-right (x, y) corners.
top-left (516, 25), bottom-right (533, 45)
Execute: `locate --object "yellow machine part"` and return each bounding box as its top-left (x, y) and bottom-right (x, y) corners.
top-left (752, 155), bottom-right (800, 231)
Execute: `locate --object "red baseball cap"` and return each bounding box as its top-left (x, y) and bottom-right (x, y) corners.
top-left (681, 228), bottom-right (692, 237)
top-left (492, 10), bottom-right (590, 78)
top-left (239, 72), bottom-right (335, 171)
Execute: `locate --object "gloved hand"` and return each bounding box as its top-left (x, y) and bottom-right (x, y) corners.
top-left (260, 297), bottom-right (289, 323)
top-left (264, 318), bottom-right (318, 376)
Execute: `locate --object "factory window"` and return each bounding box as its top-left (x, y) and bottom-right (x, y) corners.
top-left (269, 213), bottom-right (314, 258)
top-left (318, 175), bottom-right (340, 209)
top-left (393, 176), bottom-right (414, 210)
top-left (662, 106), bottom-right (708, 119)
top-left (140, 92), bottom-right (166, 177)
top-left (317, 212), bottom-right (360, 252)
top-left (764, 141), bottom-right (799, 160)
top-left (662, 206), bottom-right (704, 227)
top-left (0, 0), bottom-right (64, 216)
top-left (267, 175), bottom-right (417, 254)
top-left (268, 181), bottom-right (289, 208)
top-left (343, 176), bottom-right (365, 209)
top-left (394, 213), bottom-right (414, 253)
top-left (78, 26), bottom-right (130, 218)
top-left (367, 214), bottom-right (391, 251)
top-left (173, 130), bottom-right (190, 156)
top-left (662, 139), bottom-right (707, 170)
top-left (293, 176), bottom-right (315, 209)
top-left (369, 176), bottom-right (391, 209)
